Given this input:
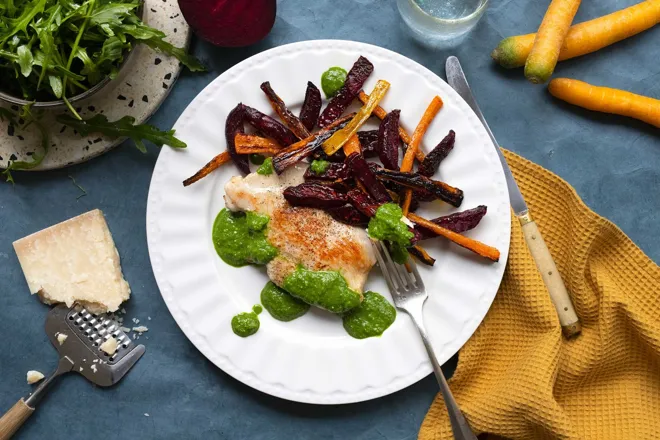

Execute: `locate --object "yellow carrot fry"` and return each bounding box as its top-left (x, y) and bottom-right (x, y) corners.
top-left (183, 151), bottom-right (231, 187)
top-left (400, 96), bottom-right (443, 214)
top-left (493, 0), bottom-right (660, 69)
top-left (323, 80), bottom-right (390, 155)
top-left (343, 134), bottom-right (361, 156)
top-left (358, 91), bottom-right (425, 162)
top-left (525, 0), bottom-right (582, 84)
top-left (407, 213), bottom-right (500, 262)
top-left (549, 78), bottom-right (660, 128)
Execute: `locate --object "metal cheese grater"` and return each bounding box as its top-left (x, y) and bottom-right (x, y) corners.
top-left (0, 304), bottom-right (145, 439)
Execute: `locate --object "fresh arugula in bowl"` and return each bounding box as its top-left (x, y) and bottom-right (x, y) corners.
top-left (0, 0), bottom-right (204, 179)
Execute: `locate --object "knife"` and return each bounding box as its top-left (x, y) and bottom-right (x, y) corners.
top-left (445, 56), bottom-right (581, 338)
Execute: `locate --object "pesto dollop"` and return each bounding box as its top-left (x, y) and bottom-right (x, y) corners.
top-left (310, 159), bottom-right (330, 175)
top-left (212, 209), bottom-right (278, 267)
top-left (321, 67), bottom-right (347, 98)
top-left (261, 281), bottom-right (310, 322)
top-left (368, 203), bottom-right (414, 263)
top-left (282, 267), bottom-right (361, 314)
top-left (252, 304), bottom-right (263, 315)
top-left (256, 157), bottom-right (274, 175)
top-left (231, 312), bottom-right (260, 337)
top-left (342, 291), bottom-right (396, 339)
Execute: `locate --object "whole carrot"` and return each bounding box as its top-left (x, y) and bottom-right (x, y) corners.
top-left (548, 78), bottom-right (660, 128)
top-left (493, 0), bottom-right (660, 69)
top-left (525, 0), bottom-right (582, 84)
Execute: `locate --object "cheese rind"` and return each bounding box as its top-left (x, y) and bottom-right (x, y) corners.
top-left (13, 209), bottom-right (130, 313)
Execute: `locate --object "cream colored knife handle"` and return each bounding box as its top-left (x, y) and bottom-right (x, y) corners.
top-left (519, 212), bottom-right (581, 338)
top-left (0, 399), bottom-right (34, 440)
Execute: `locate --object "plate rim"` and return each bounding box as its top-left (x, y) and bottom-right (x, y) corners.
top-left (146, 39), bottom-right (511, 404)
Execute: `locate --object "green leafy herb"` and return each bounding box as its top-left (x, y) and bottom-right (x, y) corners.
top-left (2, 105), bottom-right (49, 183)
top-left (142, 37), bottom-right (205, 72)
top-left (57, 113), bottom-right (187, 153)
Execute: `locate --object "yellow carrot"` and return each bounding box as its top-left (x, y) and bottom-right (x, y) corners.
top-left (548, 78), bottom-right (660, 128)
top-left (525, 0), bottom-right (582, 84)
top-left (493, 0), bottom-right (660, 69)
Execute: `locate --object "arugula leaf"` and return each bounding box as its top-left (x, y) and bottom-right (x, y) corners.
top-left (16, 44), bottom-right (33, 76)
top-left (142, 37), bottom-right (205, 72)
top-left (2, 105), bottom-right (49, 183)
top-left (0, 0), bottom-right (46, 45)
top-left (89, 3), bottom-right (137, 27)
top-left (48, 74), bottom-right (63, 97)
top-left (119, 23), bottom-right (166, 40)
top-left (57, 113), bottom-right (187, 152)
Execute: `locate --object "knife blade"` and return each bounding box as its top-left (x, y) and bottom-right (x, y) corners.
top-left (445, 56), bottom-right (581, 338)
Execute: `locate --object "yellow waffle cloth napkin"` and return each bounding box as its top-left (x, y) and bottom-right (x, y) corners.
top-left (419, 150), bottom-right (660, 440)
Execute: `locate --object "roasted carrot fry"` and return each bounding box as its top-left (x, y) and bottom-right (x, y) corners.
top-left (400, 96), bottom-right (444, 214)
top-left (343, 134), bottom-right (362, 156)
top-left (183, 151), bottom-right (231, 187)
top-left (408, 244), bottom-right (436, 266)
top-left (407, 212), bottom-right (500, 262)
top-left (261, 81), bottom-right (310, 139)
top-left (358, 91), bottom-right (425, 162)
top-left (234, 134), bottom-right (283, 154)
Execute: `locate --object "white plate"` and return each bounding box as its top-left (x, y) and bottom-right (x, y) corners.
top-left (146, 40), bottom-right (510, 404)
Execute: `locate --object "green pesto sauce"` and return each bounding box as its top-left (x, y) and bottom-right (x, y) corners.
top-left (260, 281), bottom-right (310, 322)
top-left (231, 312), bottom-right (260, 337)
top-left (368, 203), bottom-right (413, 263)
top-left (342, 292), bottom-right (396, 339)
top-left (212, 209), bottom-right (278, 267)
top-left (310, 159), bottom-right (330, 175)
top-left (282, 267), bottom-right (361, 314)
top-left (253, 304), bottom-right (263, 315)
top-left (256, 157), bottom-right (274, 175)
top-left (321, 67), bottom-right (347, 98)
top-left (249, 154), bottom-right (265, 165)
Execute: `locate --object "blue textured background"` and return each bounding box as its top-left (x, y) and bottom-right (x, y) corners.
top-left (1, 0), bottom-right (658, 439)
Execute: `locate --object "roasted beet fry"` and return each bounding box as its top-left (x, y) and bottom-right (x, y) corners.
top-left (418, 130), bottom-right (455, 177)
top-left (318, 56), bottom-right (374, 127)
top-left (346, 153), bottom-right (391, 204)
top-left (347, 188), bottom-right (380, 217)
top-left (415, 206), bottom-right (487, 240)
top-left (376, 169), bottom-right (463, 208)
top-left (243, 105), bottom-right (298, 147)
top-left (303, 162), bottom-right (350, 181)
top-left (272, 115), bottom-right (353, 174)
top-left (226, 104), bottom-right (249, 175)
top-left (283, 182), bottom-right (348, 209)
top-left (408, 245), bottom-right (436, 266)
top-left (357, 130), bottom-right (379, 157)
top-left (299, 81), bottom-right (322, 132)
top-left (378, 109), bottom-right (401, 170)
top-left (326, 205), bottom-right (369, 226)
top-left (261, 81), bottom-right (310, 140)
top-left (183, 151), bottom-right (232, 187)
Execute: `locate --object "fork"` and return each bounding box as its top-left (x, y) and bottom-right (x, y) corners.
top-left (373, 241), bottom-right (478, 440)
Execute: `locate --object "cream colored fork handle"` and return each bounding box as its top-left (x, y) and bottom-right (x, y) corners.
top-left (406, 298), bottom-right (478, 440)
top-left (519, 212), bottom-right (581, 338)
top-left (0, 399), bottom-right (33, 440)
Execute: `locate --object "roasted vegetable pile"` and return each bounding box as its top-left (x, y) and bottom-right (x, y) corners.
top-left (184, 56), bottom-right (500, 264)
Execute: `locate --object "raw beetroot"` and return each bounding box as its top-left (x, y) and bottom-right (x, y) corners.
top-left (178, 0), bottom-right (276, 47)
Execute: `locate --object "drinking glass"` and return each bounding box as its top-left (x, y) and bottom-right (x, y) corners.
top-left (397, 0), bottom-right (489, 47)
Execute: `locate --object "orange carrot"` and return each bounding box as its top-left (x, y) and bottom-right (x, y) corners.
top-left (400, 96), bottom-right (443, 214)
top-left (493, 0), bottom-right (660, 69)
top-left (549, 78), bottom-right (660, 128)
top-left (407, 213), bottom-right (500, 262)
top-left (343, 134), bottom-right (362, 156)
top-left (234, 134), bottom-right (283, 154)
top-left (358, 91), bottom-right (425, 162)
top-left (525, 0), bottom-right (582, 84)
top-left (183, 151), bottom-right (231, 187)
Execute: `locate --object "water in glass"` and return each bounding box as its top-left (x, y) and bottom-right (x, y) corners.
top-left (397, 0), bottom-right (488, 46)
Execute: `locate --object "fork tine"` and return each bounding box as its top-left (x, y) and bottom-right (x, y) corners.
top-left (406, 256), bottom-right (425, 290)
top-left (372, 242), bottom-right (398, 293)
top-left (379, 242), bottom-right (407, 290)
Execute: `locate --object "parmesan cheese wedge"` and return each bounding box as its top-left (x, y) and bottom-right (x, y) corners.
top-left (13, 210), bottom-right (130, 313)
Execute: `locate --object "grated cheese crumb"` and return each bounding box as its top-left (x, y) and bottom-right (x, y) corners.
top-left (133, 326), bottom-right (148, 333)
top-left (148, 316), bottom-right (151, 321)
top-left (79, 367), bottom-right (83, 372)
top-left (120, 308), bottom-right (126, 314)
top-left (91, 364), bottom-right (98, 373)
top-left (27, 370), bottom-right (45, 384)
top-left (144, 413), bottom-right (149, 417)
top-left (56, 332), bottom-right (68, 346)
top-left (100, 337), bottom-right (118, 355)
top-left (120, 326), bottom-right (131, 333)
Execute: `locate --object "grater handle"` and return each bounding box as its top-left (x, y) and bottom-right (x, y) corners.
top-left (0, 399), bottom-right (34, 440)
